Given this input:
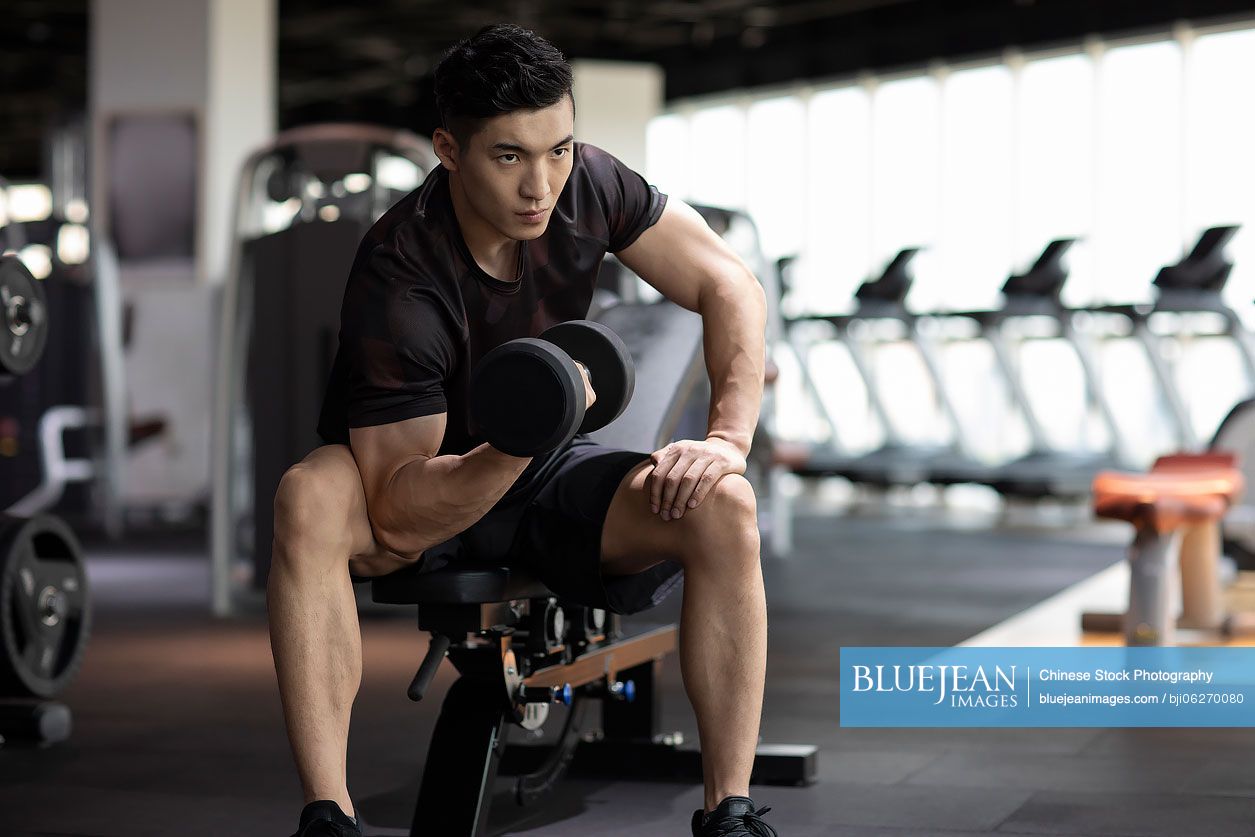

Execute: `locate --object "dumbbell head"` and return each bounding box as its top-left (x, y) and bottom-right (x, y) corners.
top-left (539, 320), bottom-right (635, 434)
top-left (470, 338), bottom-right (586, 457)
top-left (0, 255), bottom-right (48, 379)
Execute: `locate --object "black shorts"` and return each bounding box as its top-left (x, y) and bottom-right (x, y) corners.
top-left (353, 435), bottom-right (684, 615)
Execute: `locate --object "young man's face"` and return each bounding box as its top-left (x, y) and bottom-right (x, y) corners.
top-left (445, 95), bottom-right (575, 241)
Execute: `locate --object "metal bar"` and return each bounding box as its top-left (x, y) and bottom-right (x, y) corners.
top-left (523, 625), bottom-right (677, 690)
top-left (838, 322), bottom-right (901, 445)
top-left (412, 676), bottom-right (508, 837)
top-left (984, 320), bottom-right (1051, 450)
top-left (1061, 315), bottom-right (1129, 463)
top-left (1132, 319), bottom-right (1199, 450)
top-left (781, 324), bottom-right (842, 447)
top-left (910, 318), bottom-right (973, 456)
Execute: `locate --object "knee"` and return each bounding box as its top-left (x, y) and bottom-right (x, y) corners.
top-left (678, 474), bottom-right (759, 566)
top-left (702, 473), bottom-right (758, 529)
top-left (273, 462), bottom-right (354, 554)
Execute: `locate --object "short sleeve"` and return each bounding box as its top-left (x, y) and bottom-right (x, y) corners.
top-left (580, 144), bottom-right (668, 253)
top-left (341, 241), bottom-right (457, 429)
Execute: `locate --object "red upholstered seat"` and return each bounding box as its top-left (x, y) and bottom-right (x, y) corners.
top-left (1092, 463), bottom-right (1243, 533)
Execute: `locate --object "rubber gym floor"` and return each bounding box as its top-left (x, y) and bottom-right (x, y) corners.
top-left (4, 499), bottom-right (1255, 837)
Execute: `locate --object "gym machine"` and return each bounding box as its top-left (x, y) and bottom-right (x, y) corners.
top-left (1211, 398), bottom-right (1255, 569)
top-left (1082, 227), bottom-right (1255, 567)
top-left (1089, 226), bottom-right (1250, 452)
top-left (210, 124), bottom-right (441, 616)
top-left (927, 238), bottom-right (1130, 497)
top-left (0, 254), bottom-right (92, 748)
top-left (783, 248), bottom-right (981, 486)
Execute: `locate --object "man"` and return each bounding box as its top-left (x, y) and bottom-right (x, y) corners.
top-left (268, 23), bottom-right (775, 837)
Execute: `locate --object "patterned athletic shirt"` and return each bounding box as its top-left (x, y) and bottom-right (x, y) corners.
top-left (316, 143), bottom-right (667, 456)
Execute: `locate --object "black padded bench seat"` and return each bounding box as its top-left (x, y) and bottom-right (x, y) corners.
top-left (369, 561), bottom-right (554, 605)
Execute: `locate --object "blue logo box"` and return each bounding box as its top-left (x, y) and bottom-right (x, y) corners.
top-left (839, 647), bottom-right (1255, 727)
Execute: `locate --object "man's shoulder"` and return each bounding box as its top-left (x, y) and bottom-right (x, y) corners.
top-left (352, 178), bottom-right (458, 285)
top-left (565, 142), bottom-right (644, 220)
top-left (572, 141), bottom-right (632, 181)
top-left (365, 169), bottom-right (447, 244)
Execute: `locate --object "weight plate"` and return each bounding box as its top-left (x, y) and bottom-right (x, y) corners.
top-left (0, 515), bottom-right (91, 699)
top-left (470, 338), bottom-right (585, 457)
top-left (0, 256), bottom-right (48, 378)
top-left (541, 320), bottom-right (636, 434)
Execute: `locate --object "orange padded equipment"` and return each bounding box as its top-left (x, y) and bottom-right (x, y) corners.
top-left (1092, 466), bottom-right (1242, 533)
top-left (1087, 452), bottom-right (1245, 645)
top-left (1152, 451), bottom-right (1237, 472)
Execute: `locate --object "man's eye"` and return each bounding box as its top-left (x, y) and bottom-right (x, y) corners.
top-left (500, 154), bottom-right (518, 163)
top-left (554, 147), bottom-right (570, 157)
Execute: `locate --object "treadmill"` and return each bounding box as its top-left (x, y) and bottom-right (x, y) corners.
top-left (1089, 225), bottom-right (1248, 451)
top-left (784, 248), bottom-right (982, 486)
top-left (927, 238), bottom-right (1131, 497)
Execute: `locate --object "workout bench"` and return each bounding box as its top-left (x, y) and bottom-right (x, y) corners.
top-left (365, 300), bottom-right (817, 836)
top-left (1085, 452), bottom-right (1252, 645)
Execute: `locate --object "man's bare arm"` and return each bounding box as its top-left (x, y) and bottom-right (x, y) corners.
top-left (617, 199), bottom-right (767, 457)
top-left (350, 414), bottom-right (532, 557)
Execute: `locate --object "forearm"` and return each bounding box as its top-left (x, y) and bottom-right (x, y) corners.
top-left (698, 270), bottom-right (768, 457)
top-left (371, 444), bottom-right (531, 556)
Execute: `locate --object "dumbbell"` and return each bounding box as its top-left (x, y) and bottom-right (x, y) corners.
top-left (470, 320), bottom-right (635, 457)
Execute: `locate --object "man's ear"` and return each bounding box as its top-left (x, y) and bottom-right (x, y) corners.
top-left (432, 128), bottom-right (459, 172)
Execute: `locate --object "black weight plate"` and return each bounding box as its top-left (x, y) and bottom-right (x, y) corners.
top-left (0, 256), bottom-right (48, 377)
top-left (540, 320), bottom-right (635, 434)
top-left (0, 515), bottom-right (91, 699)
top-left (470, 338), bottom-right (585, 457)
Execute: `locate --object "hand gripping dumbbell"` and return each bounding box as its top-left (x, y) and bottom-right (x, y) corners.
top-left (470, 320), bottom-right (635, 457)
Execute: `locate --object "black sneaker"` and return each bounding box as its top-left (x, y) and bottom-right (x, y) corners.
top-left (691, 795), bottom-right (778, 836)
top-left (289, 800), bottom-right (361, 837)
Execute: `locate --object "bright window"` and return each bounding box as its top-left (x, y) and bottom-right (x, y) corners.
top-left (688, 105), bottom-right (747, 210)
top-left (870, 75), bottom-right (941, 280)
top-left (937, 64), bottom-right (1015, 312)
top-left (1095, 39), bottom-right (1184, 303)
top-left (804, 86), bottom-right (873, 311)
top-left (646, 113), bottom-right (691, 201)
top-left (1187, 27), bottom-right (1255, 313)
top-left (746, 96), bottom-right (807, 261)
top-left (1016, 52), bottom-right (1096, 305)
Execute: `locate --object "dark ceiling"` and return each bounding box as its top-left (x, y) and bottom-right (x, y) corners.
top-left (3, 0), bottom-right (1255, 179)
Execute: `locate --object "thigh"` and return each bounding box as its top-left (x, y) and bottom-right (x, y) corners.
top-left (512, 439), bottom-right (683, 614)
top-left (294, 444), bottom-right (419, 578)
top-left (599, 459), bottom-right (677, 575)
top-left (601, 456), bottom-right (750, 575)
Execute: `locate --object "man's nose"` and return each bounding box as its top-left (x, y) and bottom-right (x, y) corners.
top-left (521, 165), bottom-right (551, 201)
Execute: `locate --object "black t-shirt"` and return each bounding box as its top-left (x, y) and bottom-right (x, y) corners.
top-left (316, 143), bottom-right (667, 455)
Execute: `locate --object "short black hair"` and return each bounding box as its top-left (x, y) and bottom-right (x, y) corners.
top-left (433, 24), bottom-right (575, 147)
